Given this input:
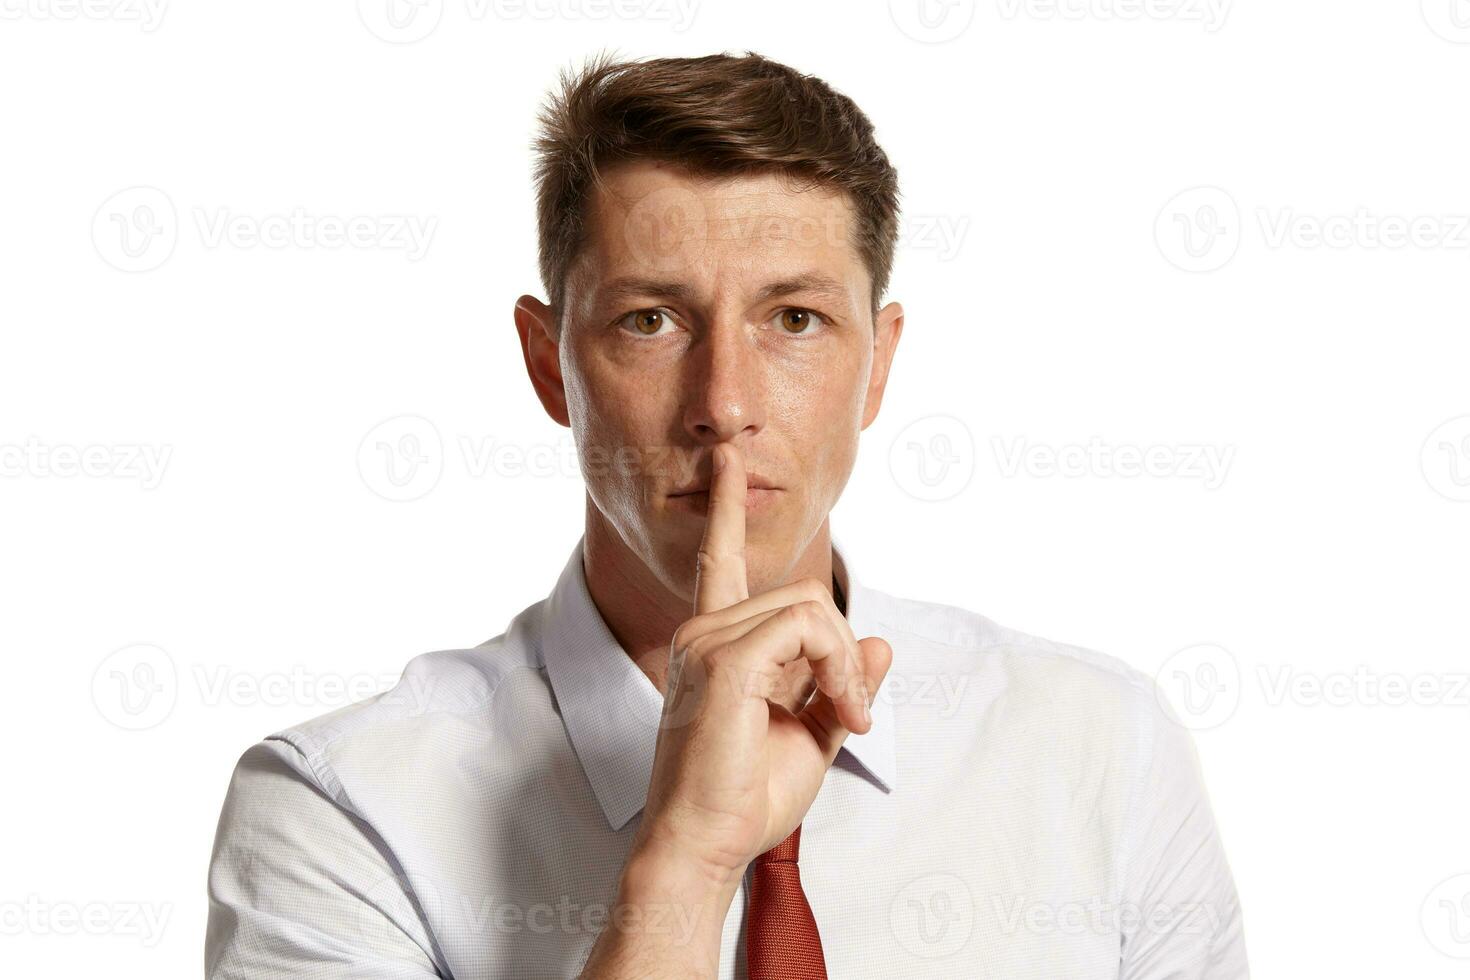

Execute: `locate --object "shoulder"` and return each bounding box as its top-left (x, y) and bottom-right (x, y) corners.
top-left (862, 585), bottom-right (1182, 751)
top-left (233, 599), bottom-right (553, 801)
top-left (870, 586), bottom-right (1164, 704)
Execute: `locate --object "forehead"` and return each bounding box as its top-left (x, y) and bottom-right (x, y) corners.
top-left (570, 160), bottom-right (866, 311)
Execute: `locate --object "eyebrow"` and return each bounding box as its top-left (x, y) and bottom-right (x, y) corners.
top-left (595, 271), bottom-right (852, 309)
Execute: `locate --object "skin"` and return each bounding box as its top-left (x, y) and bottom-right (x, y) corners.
top-left (512, 159), bottom-right (904, 977)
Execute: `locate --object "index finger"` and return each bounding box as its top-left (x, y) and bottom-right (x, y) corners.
top-left (693, 442), bottom-right (749, 614)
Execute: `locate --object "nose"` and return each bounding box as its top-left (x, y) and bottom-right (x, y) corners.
top-left (682, 319), bottom-right (766, 446)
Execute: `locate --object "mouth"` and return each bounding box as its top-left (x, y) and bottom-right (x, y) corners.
top-left (668, 475), bottom-right (780, 497)
top-left (667, 475), bottom-right (782, 512)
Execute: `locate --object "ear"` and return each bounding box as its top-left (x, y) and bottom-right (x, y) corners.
top-left (514, 295), bottom-right (570, 427)
top-left (860, 301), bottom-right (904, 430)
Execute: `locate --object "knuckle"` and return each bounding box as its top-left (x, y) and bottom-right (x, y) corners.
top-left (684, 633), bottom-right (716, 661)
top-left (783, 601), bottom-right (814, 628)
top-left (696, 547), bottom-right (729, 572)
top-left (701, 642), bottom-right (732, 671)
top-left (670, 617), bottom-right (705, 653)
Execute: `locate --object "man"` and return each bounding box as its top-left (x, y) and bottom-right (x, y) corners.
top-left (206, 51), bottom-right (1247, 978)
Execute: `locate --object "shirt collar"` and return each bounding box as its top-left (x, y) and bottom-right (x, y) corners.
top-left (539, 532), bottom-right (899, 832)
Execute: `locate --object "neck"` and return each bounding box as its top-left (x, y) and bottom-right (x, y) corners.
top-left (582, 495), bottom-right (838, 701)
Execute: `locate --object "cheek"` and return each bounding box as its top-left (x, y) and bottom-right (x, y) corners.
top-left (564, 349), bottom-right (670, 517)
top-left (771, 351), bottom-right (867, 504)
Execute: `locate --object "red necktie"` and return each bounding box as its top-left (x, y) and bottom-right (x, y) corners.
top-left (745, 823), bottom-right (828, 979)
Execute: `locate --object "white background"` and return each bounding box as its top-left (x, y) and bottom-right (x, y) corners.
top-left (3, 0), bottom-right (1469, 976)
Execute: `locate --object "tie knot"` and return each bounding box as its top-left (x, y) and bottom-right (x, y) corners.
top-left (756, 824), bottom-right (802, 865)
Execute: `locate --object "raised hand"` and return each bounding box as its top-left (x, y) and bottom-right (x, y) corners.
top-left (631, 439), bottom-right (893, 883)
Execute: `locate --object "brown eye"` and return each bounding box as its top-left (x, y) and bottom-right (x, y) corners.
top-left (779, 309), bottom-right (823, 334)
top-left (621, 309), bottom-right (672, 336)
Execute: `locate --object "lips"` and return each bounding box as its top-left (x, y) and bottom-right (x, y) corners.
top-left (668, 474), bottom-right (779, 496)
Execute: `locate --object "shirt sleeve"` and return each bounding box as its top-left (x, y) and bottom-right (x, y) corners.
top-left (205, 738), bottom-right (445, 979)
top-left (1118, 688), bottom-right (1249, 980)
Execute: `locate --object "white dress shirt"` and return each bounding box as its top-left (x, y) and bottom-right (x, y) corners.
top-left (206, 534), bottom-right (1248, 978)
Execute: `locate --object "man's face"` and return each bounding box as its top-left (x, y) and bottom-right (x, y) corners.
top-left (530, 159), bottom-right (902, 598)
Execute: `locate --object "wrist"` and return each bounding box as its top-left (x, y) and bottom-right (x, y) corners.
top-left (580, 842), bottom-right (739, 979)
top-left (624, 837), bottom-right (744, 899)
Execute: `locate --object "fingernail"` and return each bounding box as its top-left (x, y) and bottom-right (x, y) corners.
top-left (713, 445), bottom-right (725, 473)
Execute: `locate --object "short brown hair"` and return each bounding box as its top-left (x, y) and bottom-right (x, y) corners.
top-left (531, 51), bottom-right (902, 329)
